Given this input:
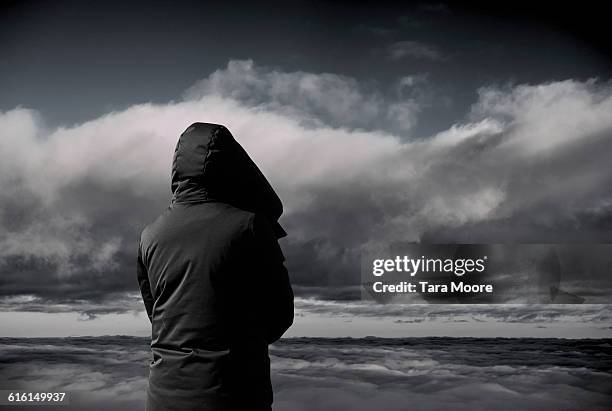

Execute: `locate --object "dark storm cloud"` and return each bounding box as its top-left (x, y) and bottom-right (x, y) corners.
top-left (2, 336), bottom-right (610, 410)
top-left (0, 177), bottom-right (166, 309)
top-left (1, 60), bottom-right (612, 318)
top-left (294, 299), bottom-right (612, 325)
top-left (0, 293), bottom-right (143, 319)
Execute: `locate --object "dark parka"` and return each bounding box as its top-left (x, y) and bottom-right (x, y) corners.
top-left (137, 123), bottom-right (294, 411)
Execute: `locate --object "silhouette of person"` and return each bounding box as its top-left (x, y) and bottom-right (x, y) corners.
top-left (137, 123), bottom-right (294, 411)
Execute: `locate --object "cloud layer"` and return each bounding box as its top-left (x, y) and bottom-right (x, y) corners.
top-left (1, 336), bottom-right (610, 410)
top-left (1, 60), bottom-right (612, 315)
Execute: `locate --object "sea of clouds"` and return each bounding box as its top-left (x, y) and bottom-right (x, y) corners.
top-left (0, 336), bottom-right (610, 411)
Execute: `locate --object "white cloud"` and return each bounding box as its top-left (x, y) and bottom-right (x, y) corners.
top-left (184, 59), bottom-right (422, 133)
top-left (471, 79), bottom-right (612, 155)
top-left (387, 40), bottom-right (443, 61)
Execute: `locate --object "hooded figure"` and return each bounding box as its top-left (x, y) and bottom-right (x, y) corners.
top-left (137, 123), bottom-right (294, 411)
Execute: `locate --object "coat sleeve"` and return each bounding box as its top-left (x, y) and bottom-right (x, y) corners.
top-left (137, 241), bottom-right (154, 323)
top-left (250, 214), bottom-right (294, 344)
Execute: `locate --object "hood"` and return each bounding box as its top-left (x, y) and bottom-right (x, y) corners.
top-left (171, 122), bottom-right (286, 238)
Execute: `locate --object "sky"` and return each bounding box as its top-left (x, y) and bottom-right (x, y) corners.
top-left (1, 0), bottom-right (612, 338)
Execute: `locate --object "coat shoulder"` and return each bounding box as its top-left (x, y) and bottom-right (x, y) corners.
top-left (140, 202), bottom-right (256, 250)
top-left (139, 206), bottom-right (173, 246)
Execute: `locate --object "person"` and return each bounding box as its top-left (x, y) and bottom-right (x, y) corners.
top-left (137, 122), bottom-right (294, 411)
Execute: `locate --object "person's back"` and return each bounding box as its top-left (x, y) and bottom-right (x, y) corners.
top-left (137, 123), bottom-right (294, 411)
